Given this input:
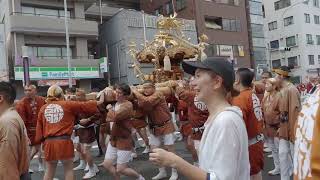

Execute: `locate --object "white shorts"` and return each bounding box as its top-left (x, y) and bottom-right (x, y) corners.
top-left (104, 143), bottom-right (132, 165)
top-left (81, 143), bottom-right (93, 148)
top-left (149, 133), bottom-right (175, 147)
top-left (72, 136), bottom-right (79, 144)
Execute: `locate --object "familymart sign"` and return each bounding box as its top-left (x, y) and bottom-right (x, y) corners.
top-left (14, 67), bottom-right (99, 80)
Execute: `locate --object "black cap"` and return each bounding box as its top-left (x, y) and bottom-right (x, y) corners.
top-left (182, 57), bottom-right (235, 91)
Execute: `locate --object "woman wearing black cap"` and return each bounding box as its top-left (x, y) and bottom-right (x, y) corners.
top-left (149, 57), bottom-right (250, 180)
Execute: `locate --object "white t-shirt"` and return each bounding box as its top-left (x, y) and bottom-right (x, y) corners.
top-left (199, 106), bottom-right (250, 180)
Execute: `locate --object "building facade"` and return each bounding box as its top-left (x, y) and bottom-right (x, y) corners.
top-left (0, 0), bottom-right (100, 97)
top-left (247, 0), bottom-right (268, 75)
top-left (263, 0), bottom-right (320, 83)
top-left (141, 0), bottom-right (253, 68)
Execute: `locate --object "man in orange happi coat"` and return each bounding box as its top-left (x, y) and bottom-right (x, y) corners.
top-left (275, 66), bottom-right (301, 180)
top-left (232, 68), bottom-right (264, 180)
top-left (176, 80), bottom-right (209, 164)
top-left (34, 85), bottom-right (105, 180)
top-left (16, 84), bottom-right (46, 172)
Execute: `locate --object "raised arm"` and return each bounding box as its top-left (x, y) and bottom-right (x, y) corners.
top-left (132, 90), bottom-right (162, 110)
top-left (106, 102), bottom-right (133, 122)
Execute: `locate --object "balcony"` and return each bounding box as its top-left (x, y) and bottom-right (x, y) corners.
top-left (9, 13), bottom-right (98, 38)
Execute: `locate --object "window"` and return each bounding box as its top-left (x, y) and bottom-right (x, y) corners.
top-left (274, 0), bottom-right (291, 10)
top-left (205, 17), bottom-right (222, 29)
top-left (305, 13), bottom-right (311, 23)
top-left (268, 21), bottom-right (278, 30)
top-left (314, 15), bottom-right (320, 24)
top-left (272, 59), bottom-right (281, 68)
top-left (165, 2), bottom-right (173, 15)
top-left (205, 44), bottom-right (220, 56)
top-left (288, 56), bottom-right (298, 67)
top-left (155, 6), bottom-right (163, 16)
top-left (223, 19), bottom-right (241, 32)
top-left (306, 34), bottom-right (313, 44)
top-left (286, 36), bottom-right (296, 47)
top-left (317, 35), bottom-right (320, 45)
top-left (215, 0), bottom-right (240, 6)
top-left (270, 40), bottom-right (280, 49)
top-left (309, 55), bottom-right (315, 65)
top-left (205, 17), bottom-right (240, 31)
top-left (58, 10), bottom-right (70, 18)
top-left (21, 6), bottom-right (35, 16)
top-left (249, 1), bottom-right (263, 15)
top-left (177, 0), bottom-right (186, 11)
top-left (21, 6), bottom-right (71, 18)
top-left (284, 16), bottom-right (294, 26)
top-left (27, 46), bottom-right (72, 59)
top-left (314, 0), bottom-right (319, 7)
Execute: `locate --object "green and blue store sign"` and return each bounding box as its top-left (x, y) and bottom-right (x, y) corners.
top-left (14, 67), bottom-right (100, 80)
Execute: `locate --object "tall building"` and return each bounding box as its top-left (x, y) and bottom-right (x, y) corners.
top-left (0, 0), bottom-right (102, 96)
top-left (141, 0), bottom-right (253, 68)
top-left (247, 0), bottom-right (268, 74)
top-left (263, 0), bottom-right (320, 83)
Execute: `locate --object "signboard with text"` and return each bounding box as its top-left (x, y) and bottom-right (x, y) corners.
top-left (14, 67), bottom-right (100, 80)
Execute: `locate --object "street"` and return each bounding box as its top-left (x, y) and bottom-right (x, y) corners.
top-left (30, 141), bottom-right (281, 180)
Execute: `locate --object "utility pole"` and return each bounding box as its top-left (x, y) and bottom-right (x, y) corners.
top-left (22, 46), bottom-right (30, 86)
top-left (64, 0), bottom-right (72, 88)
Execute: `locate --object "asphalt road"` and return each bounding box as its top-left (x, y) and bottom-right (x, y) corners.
top-left (30, 142), bottom-right (281, 180)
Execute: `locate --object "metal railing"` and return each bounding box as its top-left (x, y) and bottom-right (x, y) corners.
top-left (10, 12), bottom-right (88, 20)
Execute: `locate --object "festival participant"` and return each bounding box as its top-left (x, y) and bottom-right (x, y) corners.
top-left (132, 82), bottom-right (178, 180)
top-left (131, 98), bottom-right (150, 154)
top-left (73, 89), bottom-right (99, 179)
top-left (262, 78), bottom-right (281, 175)
top-left (294, 86), bottom-right (320, 180)
top-left (176, 81), bottom-right (209, 161)
top-left (34, 85), bottom-right (105, 180)
top-left (232, 68), bottom-right (264, 180)
top-left (90, 88), bottom-right (105, 157)
top-left (0, 82), bottom-right (30, 179)
top-left (176, 99), bottom-right (197, 163)
top-left (149, 57), bottom-right (250, 180)
top-left (253, 71), bottom-right (272, 102)
top-left (102, 84), bottom-right (145, 180)
top-left (16, 84), bottom-right (46, 172)
top-left (275, 66), bottom-right (301, 180)
top-left (306, 76), bottom-right (317, 94)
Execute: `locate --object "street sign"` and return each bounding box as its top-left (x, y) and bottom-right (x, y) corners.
top-left (99, 57), bottom-right (108, 73)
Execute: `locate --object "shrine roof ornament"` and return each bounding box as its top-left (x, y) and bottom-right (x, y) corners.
top-left (129, 12), bottom-right (208, 83)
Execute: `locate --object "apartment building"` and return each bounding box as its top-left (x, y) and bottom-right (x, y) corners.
top-left (0, 0), bottom-right (101, 96)
top-left (263, 0), bottom-right (320, 83)
top-left (141, 0), bottom-right (253, 68)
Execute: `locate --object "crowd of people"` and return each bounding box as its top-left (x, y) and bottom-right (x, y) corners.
top-left (0, 56), bottom-right (319, 180)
